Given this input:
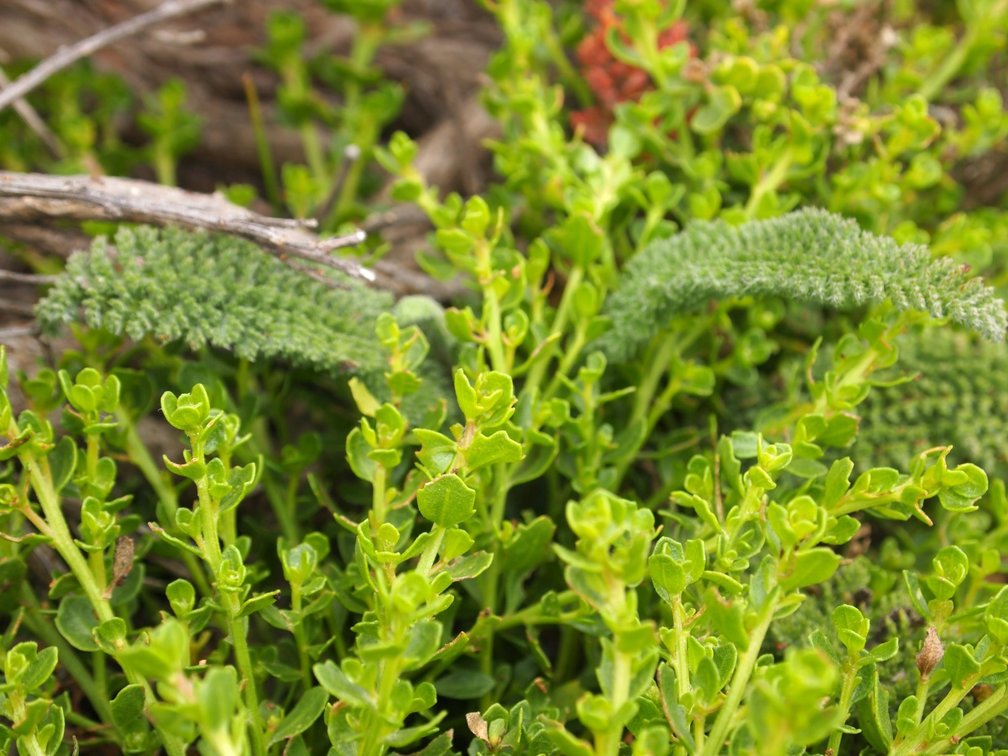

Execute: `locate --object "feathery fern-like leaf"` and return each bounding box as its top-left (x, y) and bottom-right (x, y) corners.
top-left (854, 330), bottom-right (1008, 478)
top-left (36, 226), bottom-right (392, 373)
top-left (595, 208), bottom-right (1007, 362)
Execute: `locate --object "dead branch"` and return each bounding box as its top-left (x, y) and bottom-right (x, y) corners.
top-left (0, 170), bottom-right (377, 282)
top-left (0, 324), bottom-right (38, 339)
top-left (0, 269), bottom-right (58, 285)
top-left (0, 0), bottom-right (229, 114)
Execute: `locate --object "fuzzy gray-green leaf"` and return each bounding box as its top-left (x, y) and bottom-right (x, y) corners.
top-left (36, 226), bottom-right (391, 374)
top-left (596, 209), bottom-right (1006, 362)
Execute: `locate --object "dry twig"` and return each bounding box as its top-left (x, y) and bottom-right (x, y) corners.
top-left (0, 170), bottom-right (376, 282)
top-left (0, 0), bottom-right (229, 114)
top-left (0, 269), bottom-right (58, 285)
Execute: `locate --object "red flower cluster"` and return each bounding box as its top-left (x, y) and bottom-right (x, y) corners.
top-left (570, 1), bottom-right (690, 146)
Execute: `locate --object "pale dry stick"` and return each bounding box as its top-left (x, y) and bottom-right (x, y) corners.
top-left (0, 0), bottom-right (229, 114)
top-left (0, 269), bottom-right (59, 284)
top-left (0, 170), bottom-right (375, 282)
top-left (0, 66), bottom-right (63, 158)
top-left (0, 324), bottom-right (36, 339)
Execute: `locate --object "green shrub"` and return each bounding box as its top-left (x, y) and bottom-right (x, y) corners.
top-left (3, 1), bottom-right (1008, 754)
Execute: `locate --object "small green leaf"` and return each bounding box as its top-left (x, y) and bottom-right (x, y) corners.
top-left (268, 686), bottom-right (329, 746)
top-left (545, 726), bottom-right (595, 756)
top-left (166, 579), bottom-right (196, 616)
top-left (402, 620), bottom-right (443, 668)
top-left (985, 587), bottom-right (1008, 644)
top-left (943, 644), bottom-right (981, 688)
top-left (465, 430), bottom-right (523, 471)
top-left (869, 637), bottom-right (899, 663)
top-left (439, 528), bottom-right (474, 563)
top-left (198, 666), bottom-right (239, 732)
top-left (238, 590), bottom-right (280, 618)
top-left (162, 454), bottom-right (206, 481)
top-left (434, 669), bottom-right (496, 699)
top-left (501, 516), bottom-right (555, 578)
top-left (111, 685), bottom-right (149, 741)
top-left (854, 664), bottom-right (892, 750)
top-left (453, 369), bottom-right (478, 420)
top-left (657, 663), bottom-right (695, 750)
top-left (417, 473), bottom-right (476, 527)
top-left (48, 437), bottom-right (77, 493)
top-left (832, 605), bottom-right (869, 655)
top-left (694, 655), bottom-right (723, 704)
top-left (55, 595), bottom-right (99, 652)
top-left (692, 85), bottom-right (742, 134)
top-left (903, 570), bottom-right (931, 620)
top-left (780, 548), bottom-right (841, 590)
top-left (116, 620), bottom-right (189, 680)
top-left (19, 646), bottom-right (58, 692)
top-left (938, 463), bottom-right (987, 512)
top-left (347, 377), bottom-right (381, 416)
top-left (314, 661), bottom-right (371, 707)
top-left (445, 551), bottom-right (494, 581)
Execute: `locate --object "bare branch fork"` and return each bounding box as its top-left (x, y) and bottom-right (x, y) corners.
top-left (0, 171), bottom-right (378, 283)
top-left (0, 0), bottom-right (230, 114)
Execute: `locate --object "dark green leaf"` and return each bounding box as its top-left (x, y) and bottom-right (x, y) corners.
top-left (943, 644), bottom-right (981, 688)
top-left (314, 661), bottom-right (371, 707)
top-left (434, 670), bottom-right (496, 699)
top-left (444, 551), bottom-right (494, 581)
top-left (268, 686), bottom-right (328, 745)
top-left (55, 595), bottom-right (99, 652)
top-left (417, 474), bottom-right (475, 527)
top-left (19, 646), bottom-right (58, 692)
top-left (780, 548), bottom-right (841, 590)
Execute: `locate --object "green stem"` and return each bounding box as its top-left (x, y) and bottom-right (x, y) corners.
top-left (370, 467), bottom-right (388, 532)
top-left (117, 409), bottom-right (177, 517)
top-left (701, 595), bottom-right (777, 756)
top-left (193, 444), bottom-right (267, 756)
top-left (541, 324), bottom-right (589, 403)
top-left (912, 673), bottom-right (931, 727)
top-left (117, 408), bottom-right (212, 598)
top-left (299, 126), bottom-right (326, 191)
top-left (672, 597), bottom-right (691, 700)
top-left (925, 685), bottom-right (1008, 754)
top-left (227, 608), bottom-right (266, 756)
top-left (612, 320), bottom-right (707, 486)
top-left (916, 1), bottom-right (1008, 102)
top-left (153, 148), bottom-right (176, 187)
top-left (479, 464), bottom-right (509, 710)
top-left (522, 265), bottom-right (583, 399)
top-left (891, 682), bottom-right (974, 756)
top-left (693, 715), bottom-right (706, 753)
top-left (744, 149), bottom-right (793, 220)
top-left (596, 646), bottom-right (633, 756)
top-left (261, 473), bottom-right (300, 544)
top-left (544, 24), bottom-right (592, 107)
top-left (242, 72), bottom-right (280, 207)
top-left (360, 647), bottom-right (404, 756)
top-left (93, 651), bottom-right (108, 709)
top-left (826, 661), bottom-right (862, 756)
top-left (483, 290), bottom-right (508, 376)
top-left (325, 19), bottom-right (383, 225)
top-left (20, 453), bottom-right (186, 756)
top-left (290, 582), bottom-right (312, 690)
top-left (812, 341), bottom-right (885, 417)
top-left (415, 525), bottom-right (445, 578)
top-left (27, 456), bottom-right (109, 619)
